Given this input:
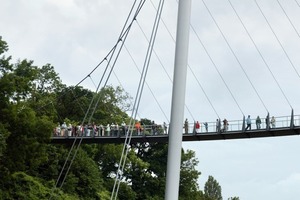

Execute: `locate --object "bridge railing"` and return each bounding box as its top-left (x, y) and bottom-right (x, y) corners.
top-left (53, 124), bottom-right (168, 138)
top-left (185, 114), bottom-right (300, 134)
top-left (52, 114), bottom-right (300, 138)
top-left (294, 115), bottom-right (300, 126)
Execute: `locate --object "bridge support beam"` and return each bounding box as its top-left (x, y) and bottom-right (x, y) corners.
top-left (266, 112), bottom-right (270, 130)
top-left (242, 115), bottom-right (245, 132)
top-left (290, 109), bottom-right (294, 128)
top-left (165, 0), bottom-right (192, 199)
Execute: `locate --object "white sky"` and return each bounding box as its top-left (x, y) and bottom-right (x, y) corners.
top-left (1, 0), bottom-right (300, 199)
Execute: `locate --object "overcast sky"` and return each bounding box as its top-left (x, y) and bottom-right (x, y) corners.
top-left (1, 0), bottom-right (300, 199)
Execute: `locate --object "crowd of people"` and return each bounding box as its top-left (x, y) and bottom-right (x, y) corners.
top-left (53, 120), bottom-right (168, 137)
top-left (245, 115), bottom-right (276, 131)
top-left (185, 114), bottom-right (278, 134)
top-left (53, 115), bottom-right (281, 137)
top-left (53, 122), bottom-right (126, 137)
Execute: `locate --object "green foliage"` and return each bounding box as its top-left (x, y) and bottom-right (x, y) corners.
top-left (36, 64), bottom-right (64, 94)
top-left (204, 175), bottom-right (223, 200)
top-left (179, 149), bottom-right (202, 199)
top-left (29, 63), bottom-right (64, 120)
top-left (1, 104), bottom-right (52, 174)
top-left (95, 144), bottom-right (124, 178)
top-left (62, 149), bottom-right (106, 199)
top-left (0, 36), bottom-right (8, 55)
top-left (92, 85), bottom-right (131, 124)
top-left (56, 86), bottom-right (93, 123)
top-left (0, 38), bottom-right (228, 200)
top-left (3, 172), bottom-right (77, 200)
top-left (228, 197), bottom-right (240, 200)
top-left (0, 123), bottom-right (10, 158)
top-left (117, 182), bottom-right (137, 200)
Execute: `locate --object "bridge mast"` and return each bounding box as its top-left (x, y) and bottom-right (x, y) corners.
top-left (165, 0), bottom-right (192, 199)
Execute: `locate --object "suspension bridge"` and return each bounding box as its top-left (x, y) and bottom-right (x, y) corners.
top-left (51, 113), bottom-right (300, 144)
top-left (44, 1), bottom-right (300, 199)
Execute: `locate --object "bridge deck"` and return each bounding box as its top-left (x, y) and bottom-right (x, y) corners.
top-left (51, 126), bottom-right (300, 144)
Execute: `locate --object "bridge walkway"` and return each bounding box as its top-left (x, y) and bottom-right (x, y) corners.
top-left (51, 114), bottom-right (300, 144)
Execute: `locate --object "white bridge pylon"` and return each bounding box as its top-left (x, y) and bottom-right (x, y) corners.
top-left (165, 0), bottom-right (192, 199)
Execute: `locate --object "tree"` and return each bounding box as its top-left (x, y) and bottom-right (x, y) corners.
top-left (55, 85), bottom-right (94, 122)
top-left (29, 63), bottom-right (64, 120)
top-left (60, 148), bottom-right (108, 199)
top-left (0, 37), bottom-right (228, 200)
top-left (120, 142), bottom-right (203, 200)
top-left (3, 172), bottom-right (78, 200)
top-left (0, 38), bottom-right (59, 198)
top-left (36, 63), bottom-right (64, 94)
top-left (204, 175), bottom-right (223, 200)
top-left (92, 85), bottom-right (131, 124)
top-left (179, 149), bottom-right (202, 199)
top-left (55, 85), bottom-right (131, 125)
top-left (228, 197), bottom-right (239, 200)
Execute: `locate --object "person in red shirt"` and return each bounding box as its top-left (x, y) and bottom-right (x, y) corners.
top-left (195, 121), bottom-right (200, 133)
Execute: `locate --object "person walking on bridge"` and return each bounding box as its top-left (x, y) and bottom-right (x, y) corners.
top-left (245, 115), bottom-right (251, 131)
top-left (271, 116), bottom-right (276, 128)
top-left (216, 119), bottom-right (220, 133)
top-left (184, 118), bottom-right (189, 134)
top-left (256, 116), bottom-right (261, 129)
top-left (223, 118), bottom-right (229, 132)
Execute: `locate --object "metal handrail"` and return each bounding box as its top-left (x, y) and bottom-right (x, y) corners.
top-left (52, 114), bottom-right (300, 137)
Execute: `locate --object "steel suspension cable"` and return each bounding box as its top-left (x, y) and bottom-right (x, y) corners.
top-left (187, 58), bottom-right (220, 119)
top-left (49, 90), bottom-right (92, 200)
top-left (110, 0), bottom-right (148, 199)
top-left (76, 0), bottom-right (141, 88)
top-left (111, 69), bottom-right (143, 120)
top-left (256, 0), bottom-right (300, 81)
top-left (149, 0), bottom-right (219, 119)
top-left (253, 0), bottom-right (294, 109)
top-left (136, 19), bottom-right (196, 121)
top-left (111, 0), bottom-right (164, 199)
top-left (70, 88), bottom-right (87, 116)
top-left (258, 1), bottom-right (300, 78)
top-left (49, 18), bottom-right (131, 196)
top-left (276, 0), bottom-right (300, 38)
top-left (89, 0), bottom-right (147, 124)
top-left (224, 0), bottom-right (272, 112)
top-left (88, 75), bottom-right (98, 90)
top-left (202, 0), bottom-right (270, 115)
top-left (228, 0), bottom-right (300, 110)
top-left (49, 1), bottom-right (146, 198)
top-left (124, 44), bottom-right (170, 123)
top-left (61, 1), bottom-right (147, 193)
top-left (83, 0), bottom-right (146, 138)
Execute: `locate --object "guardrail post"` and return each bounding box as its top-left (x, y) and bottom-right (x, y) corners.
top-left (193, 121), bottom-right (196, 135)
top-left (290, 109), bottom-right (294, 129)
top-left (216, 118), bottom-right (221, 133)
top-left (266, 112), bottom-right (270, 130)
top-left (242, 115), bottom-right (245, 132)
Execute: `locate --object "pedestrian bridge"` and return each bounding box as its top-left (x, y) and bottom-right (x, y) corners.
top-left (51, 113), bottom-right (300, 144)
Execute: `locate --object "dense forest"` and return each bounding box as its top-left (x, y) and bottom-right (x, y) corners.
top-left (0, 37), bottom-right (237, 200)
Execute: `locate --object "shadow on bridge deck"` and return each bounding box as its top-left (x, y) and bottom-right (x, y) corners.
top-left (51, 126), bottom-right (300, 145)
